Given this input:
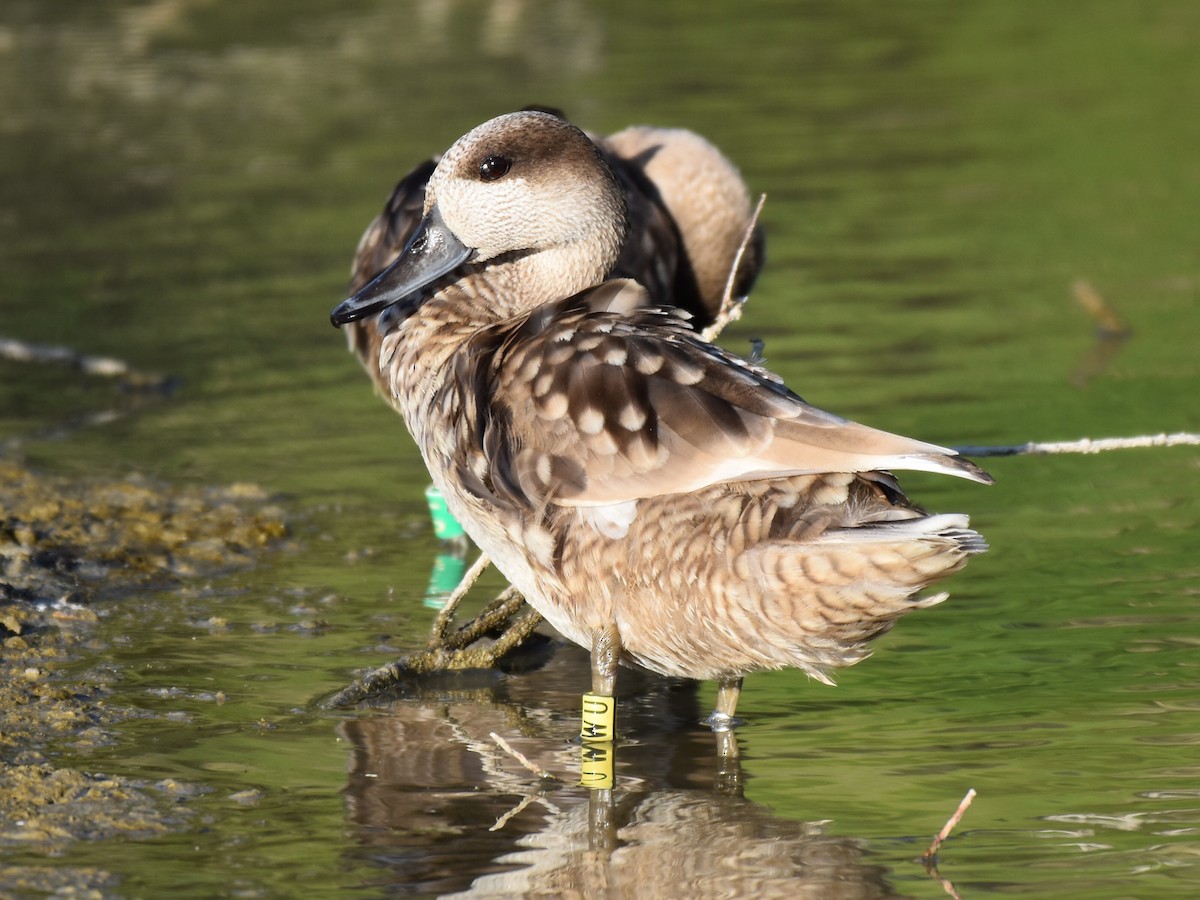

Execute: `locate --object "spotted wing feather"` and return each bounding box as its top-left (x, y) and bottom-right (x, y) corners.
top-left (471, 280), bottom-right (991, 511)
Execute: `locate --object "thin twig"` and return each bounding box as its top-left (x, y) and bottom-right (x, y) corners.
top-left (490, 793), bottom-right (539, 831)
top-left (930, 871), bottom-right (963, 900)
top-left (957, 432), bottom-right (1199, 459)
top-left (702, 193), bottom-right (767, 344)
top-left (1068, 280), bottom-right (1133, 386)
top-left (923, 788), bottom-right (977, 862)
top-left (490, 793), bottom-right (564, 831)
top-left (490, 731), bottom-right (559, 782)
top-left (429, 553), bottom-right (491, 645)
top-left (1072, 279), bottom-right (1131, 337)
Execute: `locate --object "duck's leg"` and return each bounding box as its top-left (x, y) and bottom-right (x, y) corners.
top-left (703, 676), bottom-right (744, 732)
top-left (580, 625), bottom-right (621, 790)
top-left (590, 624), bottom-right (622, 697)
top-left (581, 625), bottom-right (621, 742)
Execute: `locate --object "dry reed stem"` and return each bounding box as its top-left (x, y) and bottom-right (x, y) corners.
top-left (957, 432), bottom-right (1199, 459)
top-left (485, 732), bottom-right (561, 830)
top-left (701, 193), bottom-right (767, 344)
top-left (923, 788), bottom-right (977, 863)
top-left (1072, 279), bottom-right (1131, 336)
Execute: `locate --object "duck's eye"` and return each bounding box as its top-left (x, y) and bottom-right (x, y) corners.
top-left (479, 155), bottom-right (511, 182)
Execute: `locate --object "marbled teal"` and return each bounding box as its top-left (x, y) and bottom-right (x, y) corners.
top-left (331, 110), bottom-right (990, 730)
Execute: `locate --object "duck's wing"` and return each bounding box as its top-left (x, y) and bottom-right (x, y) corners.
top-left (344, 159), bottom-right (438, 379)
top-left (476, 281), bottom-right (992, 510)
top-left (349, 157), bottom-right (439, 293)
top-left (603, 147), bottom-right (689, 313)
top-left (604, 127), bottom-right (765, 319)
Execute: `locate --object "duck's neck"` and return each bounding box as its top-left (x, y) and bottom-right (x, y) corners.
top-left (376, 227), bottom-right (623, 441)
top-left (478, 235), bottom-right (623, 319)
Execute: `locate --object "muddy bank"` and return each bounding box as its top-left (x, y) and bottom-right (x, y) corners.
top-left (0, 457), bottom-right (286, 889)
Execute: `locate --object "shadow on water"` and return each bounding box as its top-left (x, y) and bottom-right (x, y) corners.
top-left (338, 642), bottom-right (900, 897)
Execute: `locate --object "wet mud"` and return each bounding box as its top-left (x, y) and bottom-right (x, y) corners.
top-left (0, 457), bottom-right (286, 892)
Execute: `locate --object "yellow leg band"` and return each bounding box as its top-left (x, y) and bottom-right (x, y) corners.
top-left (579, 741), bottom-right (614, 790)
top-left (580, 692), bottom-right (615, 742)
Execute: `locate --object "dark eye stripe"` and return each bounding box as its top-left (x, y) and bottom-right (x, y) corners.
top-left (479, 155), bottom-right (511, 181)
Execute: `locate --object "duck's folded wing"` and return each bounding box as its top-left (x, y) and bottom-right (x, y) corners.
top-left (349, 157), bottom-right (439, 293)
top-left (484, 282), bottom-right (992, 510)
top-left (606, 154), bottom-right (684, 311)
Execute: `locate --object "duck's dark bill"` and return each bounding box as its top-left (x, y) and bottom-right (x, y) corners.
top-left (331, 205), bottom-right (473, 327)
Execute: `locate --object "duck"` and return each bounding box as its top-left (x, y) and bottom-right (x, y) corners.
top-left (330, 110), bottom-right (991, 736)
top-left (343, 108), bottom-right (764, 397)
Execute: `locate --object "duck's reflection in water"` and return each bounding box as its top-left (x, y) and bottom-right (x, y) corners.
top-left (338, 641), bottom-right (898, 897)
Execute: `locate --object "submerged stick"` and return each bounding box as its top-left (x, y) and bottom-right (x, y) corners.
top-left (0, 335), bottom-right (174, 391)
top-left (323, 603), bottom-right (544, 707)
top-left (438, 586), bottom-right (528, 650)
top-left (1067, 280), bottom-right (1132, 386)
top-left (957, 431), bottom-right (1199, 459)
top-left (923, 788), bottom-right (977, 862)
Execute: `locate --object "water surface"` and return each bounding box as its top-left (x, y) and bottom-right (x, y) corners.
top-left (2, 1), bottom-right (1198, 896)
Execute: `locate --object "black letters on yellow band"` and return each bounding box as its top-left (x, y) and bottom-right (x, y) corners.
top-left (580, 692), bottom-right (615, 742)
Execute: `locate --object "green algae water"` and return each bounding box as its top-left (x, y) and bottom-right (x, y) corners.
top-left (2, 2), bottom-right (1198, 896)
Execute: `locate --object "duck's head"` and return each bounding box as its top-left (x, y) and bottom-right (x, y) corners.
top-left (332, 111), bottom-right (628, 327)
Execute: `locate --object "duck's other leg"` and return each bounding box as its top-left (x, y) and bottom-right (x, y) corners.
top-left (703, 676), bottom-right (745, 732)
